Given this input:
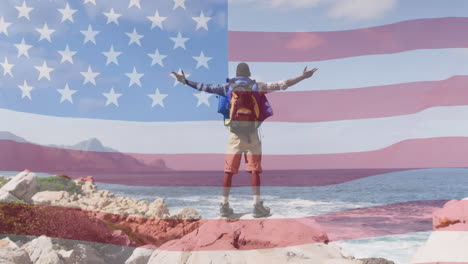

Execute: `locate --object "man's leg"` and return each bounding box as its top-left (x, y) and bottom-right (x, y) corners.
top-left (251, 171), bottom-right (261, 204)
top-left (222, 172), bottom-right (234, 204)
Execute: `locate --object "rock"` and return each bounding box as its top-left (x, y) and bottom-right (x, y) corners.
top-left (0, 170), bottom-right (38, 202)
top-left (31, 191), bottom-right (69, 205)
top-left (125, 246), bottom-right (155, 264)
top-left (145, 199), bottom-right (170, 218)
top-left (67, 244), bottom-right (106, 264)
top-left (21, 236), bottom-right (63, 264)
top-left (358, 258), bottom-right (395, 264)
top-left (170, 208), bottom-right (202, 220)
top-left (0, 189), bottom-right (20, 202)
top-left (0, 239), bottom-right (32, 264)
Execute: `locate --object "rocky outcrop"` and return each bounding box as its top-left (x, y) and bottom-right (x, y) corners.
top-left (125, 247), bottom-right (155, 264)
top-left (0, 170), bottom-right (38, 202)
top-left (21, 236), bottom-right (63, 264)
top-left (411, 198), bottom-right (468, 263)
top-left (0, 238), bottom-right (32, 264)
top-left (0, 189), bottom-right (20, 202)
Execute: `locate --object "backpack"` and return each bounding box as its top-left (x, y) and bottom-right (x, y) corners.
top-left (218, 77), bottom-right (273, 134)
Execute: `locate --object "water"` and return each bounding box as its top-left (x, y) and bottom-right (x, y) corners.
top-left (3, 168), bottom-right (468, 263)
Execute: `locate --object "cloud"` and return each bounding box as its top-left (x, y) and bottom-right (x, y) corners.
top-left (328, 0), bottom-right (397, 20)
top-left (229, 0), bottom-right (397, 20)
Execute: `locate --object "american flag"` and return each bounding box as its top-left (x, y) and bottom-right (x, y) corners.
top-left (1, 0), bottom-right (468, 263)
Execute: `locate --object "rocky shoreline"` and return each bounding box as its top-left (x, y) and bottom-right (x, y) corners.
top-left (0, 170), bottom-right (395, 264)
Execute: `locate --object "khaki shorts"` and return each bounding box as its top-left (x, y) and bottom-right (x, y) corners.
top-left (224, 130), bottom-right (262, 174)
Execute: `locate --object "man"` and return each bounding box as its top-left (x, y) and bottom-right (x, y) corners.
top-left (173, 63), bottom-right (317, 217)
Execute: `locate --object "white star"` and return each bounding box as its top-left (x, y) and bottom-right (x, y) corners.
top-left (128, 0), bottom-right (141, 9)
top-left (193, 91), bottom-right (212, 107)
top-left (148, 49), bottom-right (167, 67)
top-left (125, 67), bottom-right (144, 87)
top-left (102, 45), bottom-right (121, 66)
top-left (192, 11), bottom-right (211, 31)
top-left (103, 8), bottom-right (121, 25)
top-left (35, 61), bottom-right (54, 81)
top-left (147, 10), bottom-right (166, 30)
top-left (173, 0), bottom-right (186, 10)
top-left (171, 68), bottom-right (190, 87)
top-left (15, 38), bottom-right (32, 58)
top-left (126, 28), bottom-right (143, 46)
top-left (57, 83), bottom-right (77, 103)
top-left (15, 1), bottom-right (34, 20)
top-left (0, 58), bottom-right (14, 77)
top-left (193, 51), bottom-right (212, 69)
top-left (58, 3), bottom-right (77, 23)
top-left (81, 25), bottom-right (99, 45)
top-left (83, 0), bottom-right (96, 5)
top-left (36, 23), bottom-right (55, 42)
top-left (80, 66), bottom-right (100, 85)
top-left (0, 17), bottom-right (12, 36)
top-left (18, 80), bottom-right (33, 100)
top-left (170, 32), bottom-right (189, 50)
top-left (148, 88), bottom-right (168, 108)
top-left (57, 45), bottom-right (77, 64)
top-left (103, 87), bottom-right (122, 106)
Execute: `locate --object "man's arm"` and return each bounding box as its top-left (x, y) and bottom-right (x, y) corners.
top-left (258, 66), bottom-right (318, 92)
top-left (172, 71), bottom-right (228, 96)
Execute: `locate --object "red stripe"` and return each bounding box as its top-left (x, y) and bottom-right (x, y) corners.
top-left (0, 200), bottom-right (445, 250)
top-left (1, 137), bottom-right (467, 186)
top-left (229, 17), bottom-right (468, 62)
top-left (268, 75), bottom-right (468, 122)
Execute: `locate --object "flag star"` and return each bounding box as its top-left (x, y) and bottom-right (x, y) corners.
top-left (0, 58), bottom-right (14, 77)
top-left (147, 10), bottom-right (166, 30)
top-left (18, 80), bottom-right (33, 100)
top-left (57, 45), bottom-right (77, 64)
top-left (171, 68), bottom-right (190, 87)
top-left (192, 11), bottom-right (211, 31)
top-left (193, 51), bottom-right (212, 69)
top-left (15, 38), bottom-right (32, 58)
top-left (103, 87), bottom-right (122, 106)
top-left (126, 67), bottom-right (144, 87)
top-left (35, 61), bottom-right (54, 81)
top-left (36, 23), bottom-right (55, 42)
top-left (0, 17), bottom-right (12, 36)
top-left (81, 25), bottom-right (99, 45)
top-left (173, 0), bottom-right (186, 10)
top-left (193, 91), bottom-right (212, 107)
top-left (80, 65), bottom-right (100, 85)
top-left (126, 28), bottom-right (143, 46)
top-left (102, 45), bottom-right (122, 66)
top-left (148, 49), bottom-right (167, 67)
top-left (15, 1), bottom-right (34, 20)
top-left (103, 8), bottom-right (121, 25)
top-left (170, 32), bottom-right (189, 50)
top-left (84, 0), bottom-right (96, 5)
top-left (128, 0), bottom-right (141, 9)
top-left (57, 83), bottom-right (77, 103)
top-left (148, 88), bottom-right (168, 108)
top-left (58, 3), bottom-right (77, 23)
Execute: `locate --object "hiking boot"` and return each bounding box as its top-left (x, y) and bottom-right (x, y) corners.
top-left (253, 201), bottom-right (271, 218)
top-left (220, 202), bottom-right (234, 217)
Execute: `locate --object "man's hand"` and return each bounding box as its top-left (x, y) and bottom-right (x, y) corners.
top-left (302, 66), bottom-right (318, 78)
top-left (171, 70), bottom-right (187, 84)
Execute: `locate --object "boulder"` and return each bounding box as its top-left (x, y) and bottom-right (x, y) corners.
top-left (66, 244), bottom-right (106, 264)
top-left (170, 208), bottom-right (202, 220)
top-left (21, 236), bottom-right (63, 264)
top-left (0, 170), bottom-right (38, 202)
top-left (31, 191), bottom-right (69, 205)
top-left (0, 239), bottom-right (32, 264)
top-left (145, 199), bottom-right (170, 218)
top-left (0, 189), bottom-right (20, 202)
top-left (125, 246), bottom-right (155, 264)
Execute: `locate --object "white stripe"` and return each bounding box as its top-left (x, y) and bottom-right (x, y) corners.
top-left (229, 49), bottom-right (468, 91)
top-left (1, 105), bottom-right (468, 155)
top-left (411, 231), bottom-right (468, 263)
